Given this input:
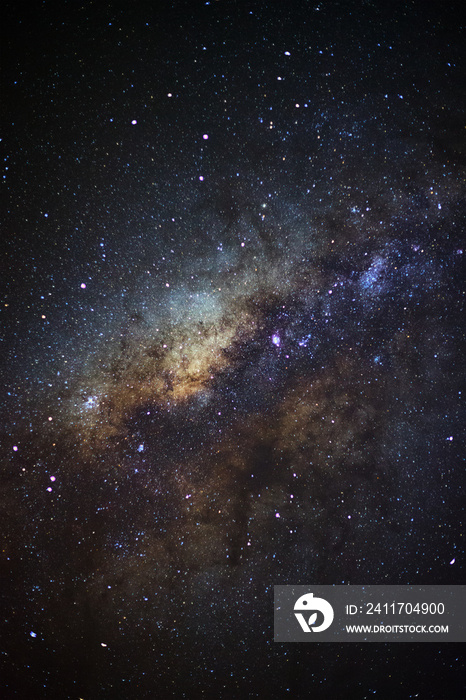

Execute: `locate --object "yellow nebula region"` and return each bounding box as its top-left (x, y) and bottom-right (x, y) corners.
top-left (64, 302), bottom-right (259, 452)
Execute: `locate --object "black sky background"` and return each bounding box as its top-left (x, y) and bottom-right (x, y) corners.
top-left (1, 1), bottom-right (465, 698)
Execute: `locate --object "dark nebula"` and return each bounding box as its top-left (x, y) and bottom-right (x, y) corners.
top-left (1, 1), bottom-right (464, 698)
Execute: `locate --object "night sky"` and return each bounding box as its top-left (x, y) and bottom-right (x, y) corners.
top-left (1, 1), bottom-right (465, 698)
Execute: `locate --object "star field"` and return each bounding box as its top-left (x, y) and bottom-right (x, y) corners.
top-left (1, 1), bottom-right (465, 698)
